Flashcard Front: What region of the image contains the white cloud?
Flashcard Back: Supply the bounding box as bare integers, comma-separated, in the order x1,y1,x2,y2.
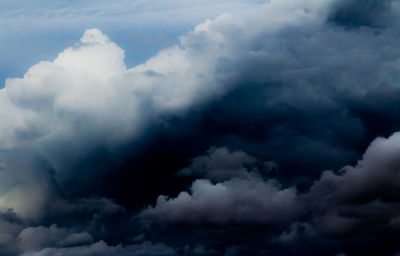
0,0,334,219
0,0,332,150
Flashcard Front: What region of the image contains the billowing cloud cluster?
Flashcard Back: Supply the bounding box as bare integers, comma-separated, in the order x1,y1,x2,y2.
307,132,400,238
141,132,400,255
1,0,400,255
0,0,339,218
142,176,300,226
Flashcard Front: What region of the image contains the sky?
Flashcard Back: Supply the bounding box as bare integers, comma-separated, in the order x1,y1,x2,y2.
1,0,400,255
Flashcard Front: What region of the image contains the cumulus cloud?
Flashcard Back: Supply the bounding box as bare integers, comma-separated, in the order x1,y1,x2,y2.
140,131,400,254
177,147,277,181
2,0,400,255
306,131,400,238
141,177,301,226
0,0,337,220
1,12,256,153
2,28,133,151
141,147,301,226
0,20,238,218
0,0,338,153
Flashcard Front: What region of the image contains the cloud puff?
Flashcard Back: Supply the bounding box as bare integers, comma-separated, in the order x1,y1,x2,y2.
306,131,400,237
177,146,277,181
141,147,301,226
141,177,301,226
2,29,133,150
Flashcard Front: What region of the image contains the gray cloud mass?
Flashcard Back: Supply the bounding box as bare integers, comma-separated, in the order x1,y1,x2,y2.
1,0,400,255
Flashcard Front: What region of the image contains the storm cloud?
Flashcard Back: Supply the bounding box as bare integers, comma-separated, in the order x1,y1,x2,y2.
140,132,400,255
1,0,400,255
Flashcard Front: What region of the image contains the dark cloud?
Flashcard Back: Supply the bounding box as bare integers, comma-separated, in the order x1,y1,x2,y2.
141,177,301,226
18,225,94,252
177,147,277,181
305,132,400,241
140,132,400,255
328,0,394,28
21,241,177,256
1,0,400,255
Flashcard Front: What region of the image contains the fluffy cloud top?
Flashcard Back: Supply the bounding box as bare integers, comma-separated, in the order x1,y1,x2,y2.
141,176,300,226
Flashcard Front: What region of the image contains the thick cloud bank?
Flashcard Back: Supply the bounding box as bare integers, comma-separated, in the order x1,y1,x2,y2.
142,133,400,255
2,0,400,255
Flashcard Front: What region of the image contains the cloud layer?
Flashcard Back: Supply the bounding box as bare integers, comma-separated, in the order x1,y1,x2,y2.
2,0,400,255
